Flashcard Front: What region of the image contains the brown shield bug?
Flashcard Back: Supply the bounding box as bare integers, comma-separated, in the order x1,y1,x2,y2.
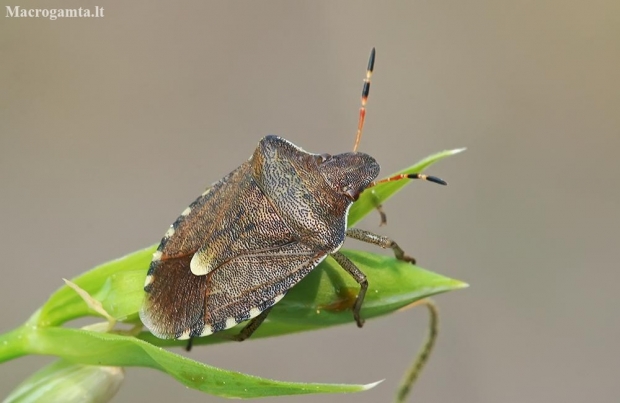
139,48,447,347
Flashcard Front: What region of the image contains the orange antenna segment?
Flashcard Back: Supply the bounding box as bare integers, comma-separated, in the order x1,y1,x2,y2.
353,47,376,153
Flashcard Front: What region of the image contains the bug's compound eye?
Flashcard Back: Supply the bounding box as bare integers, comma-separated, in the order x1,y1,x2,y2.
316,153,331,164
342,186,359,201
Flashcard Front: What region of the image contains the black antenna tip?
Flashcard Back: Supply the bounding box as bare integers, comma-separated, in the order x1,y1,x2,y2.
427,176,448,186
426,176,448,186
368,48,376,72
407,173,448,186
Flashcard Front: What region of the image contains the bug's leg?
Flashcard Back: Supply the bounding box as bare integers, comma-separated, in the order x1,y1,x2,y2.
331,251,368,328
185,337,194,352
230,307,274,342
368,189,388,226
376,205,387,226
346,227,416,264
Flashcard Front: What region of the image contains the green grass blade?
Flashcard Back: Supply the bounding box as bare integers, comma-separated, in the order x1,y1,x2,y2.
21,327,377,399
34,245,465,350
38,247,153,327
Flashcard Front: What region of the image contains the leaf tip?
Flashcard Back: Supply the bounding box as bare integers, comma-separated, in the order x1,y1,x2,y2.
361,379,385,391
452,280,470,290
448,147,467,155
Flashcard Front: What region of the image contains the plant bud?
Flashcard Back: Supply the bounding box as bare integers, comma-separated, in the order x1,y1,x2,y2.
5,359,124,403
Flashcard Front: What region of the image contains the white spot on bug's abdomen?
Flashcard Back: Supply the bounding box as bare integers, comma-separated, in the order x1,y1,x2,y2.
178,329,191,340
181,206,192,216
165,226,175,238
200,325,213,337
144,275,154,287
152,251,163,261
225,317,237,329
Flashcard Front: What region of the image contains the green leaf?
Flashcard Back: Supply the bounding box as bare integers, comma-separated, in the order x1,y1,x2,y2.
33,245,465,350
38,247,152,327
15,328,376,399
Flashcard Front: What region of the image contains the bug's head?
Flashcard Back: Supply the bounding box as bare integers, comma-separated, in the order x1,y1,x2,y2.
317,152,380,202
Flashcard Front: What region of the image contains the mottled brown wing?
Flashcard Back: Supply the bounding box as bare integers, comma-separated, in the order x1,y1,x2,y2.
140,162,328,339
141,242,326,339
198,243,327,337
139,254,206,339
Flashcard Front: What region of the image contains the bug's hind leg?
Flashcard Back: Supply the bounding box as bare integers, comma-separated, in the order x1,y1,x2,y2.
331,251,368,328
229,307,274,342
346,227,416,264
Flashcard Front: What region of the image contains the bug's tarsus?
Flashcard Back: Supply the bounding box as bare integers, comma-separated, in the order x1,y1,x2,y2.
346,228,416,264
353,47,376,153
230,307,274,342
331,251,368,327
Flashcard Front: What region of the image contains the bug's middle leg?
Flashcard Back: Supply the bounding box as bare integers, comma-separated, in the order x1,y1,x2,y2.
346,227,416,264
331,251,368,328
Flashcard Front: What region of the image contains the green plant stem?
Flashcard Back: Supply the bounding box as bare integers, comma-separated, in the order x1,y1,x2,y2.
394,299,439,403
0,325,29,364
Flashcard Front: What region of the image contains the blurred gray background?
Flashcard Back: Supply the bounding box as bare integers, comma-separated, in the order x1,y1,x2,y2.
1,0,619,402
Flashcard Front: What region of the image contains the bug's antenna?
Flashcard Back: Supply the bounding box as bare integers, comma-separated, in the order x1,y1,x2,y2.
353,47,375,153
368,173,448,188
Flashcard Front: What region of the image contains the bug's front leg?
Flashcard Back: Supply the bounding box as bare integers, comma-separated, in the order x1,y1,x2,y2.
331,251,368,328
346,227,416,264
369,189,388,226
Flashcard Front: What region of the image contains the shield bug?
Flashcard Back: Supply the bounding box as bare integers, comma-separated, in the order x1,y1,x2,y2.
139,48,447,347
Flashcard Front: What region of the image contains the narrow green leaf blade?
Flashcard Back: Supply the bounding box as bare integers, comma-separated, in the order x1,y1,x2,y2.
35,244,465,350
23,328,377,399
38,247,153,327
